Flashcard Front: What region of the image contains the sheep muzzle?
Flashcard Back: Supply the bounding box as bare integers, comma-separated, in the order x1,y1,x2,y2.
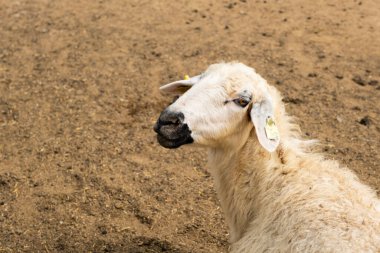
153,110,193,149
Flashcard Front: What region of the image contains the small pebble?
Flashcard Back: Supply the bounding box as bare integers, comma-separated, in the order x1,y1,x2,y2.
114,202,123,210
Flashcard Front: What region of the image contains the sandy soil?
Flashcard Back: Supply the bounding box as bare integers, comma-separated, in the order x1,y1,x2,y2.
0,0,379,252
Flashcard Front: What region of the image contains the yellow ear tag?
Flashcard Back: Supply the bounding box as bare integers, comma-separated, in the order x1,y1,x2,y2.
184,74,190,80
265,117,279,141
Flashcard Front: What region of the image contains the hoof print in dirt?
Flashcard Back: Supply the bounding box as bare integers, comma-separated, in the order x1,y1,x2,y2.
359,116,371,126
282,97,303,104
130,236,185,253
98,225,108,235
368,80,378,86
0,100,18,123
352,75,366,86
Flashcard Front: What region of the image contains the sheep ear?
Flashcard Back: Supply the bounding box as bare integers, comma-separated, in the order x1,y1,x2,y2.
159,75,201,95
250,99,280,152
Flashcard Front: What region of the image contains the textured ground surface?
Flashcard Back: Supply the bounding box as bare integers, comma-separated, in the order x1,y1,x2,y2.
0,0,379,252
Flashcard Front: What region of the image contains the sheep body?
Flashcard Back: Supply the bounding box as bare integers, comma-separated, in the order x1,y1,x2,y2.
209,128,380,252
156,62,380,252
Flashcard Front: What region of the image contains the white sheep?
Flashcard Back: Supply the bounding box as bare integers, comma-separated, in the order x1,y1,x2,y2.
153,62,380,253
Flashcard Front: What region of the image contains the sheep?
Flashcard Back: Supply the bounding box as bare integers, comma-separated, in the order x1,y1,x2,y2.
153,62,380,253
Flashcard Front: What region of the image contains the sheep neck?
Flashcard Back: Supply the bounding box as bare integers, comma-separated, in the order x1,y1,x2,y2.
207,130,279,243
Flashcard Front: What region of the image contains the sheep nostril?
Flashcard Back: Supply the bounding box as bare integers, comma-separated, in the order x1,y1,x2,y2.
159,110,184,126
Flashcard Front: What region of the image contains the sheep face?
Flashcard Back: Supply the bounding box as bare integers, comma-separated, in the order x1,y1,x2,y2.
154,63,280,152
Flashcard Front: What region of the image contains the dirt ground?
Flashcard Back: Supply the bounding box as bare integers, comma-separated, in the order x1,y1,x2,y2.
0,0,379,252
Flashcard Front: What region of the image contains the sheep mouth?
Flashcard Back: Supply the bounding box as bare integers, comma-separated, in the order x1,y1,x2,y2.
154,123,193,149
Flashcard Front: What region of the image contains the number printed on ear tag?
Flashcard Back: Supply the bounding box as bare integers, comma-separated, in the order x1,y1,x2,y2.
265,117,279,141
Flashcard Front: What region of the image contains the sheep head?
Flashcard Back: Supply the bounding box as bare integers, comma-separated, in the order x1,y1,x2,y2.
154,62,280,152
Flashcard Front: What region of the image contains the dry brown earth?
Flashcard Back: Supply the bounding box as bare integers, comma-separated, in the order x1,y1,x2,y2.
0,0,379,252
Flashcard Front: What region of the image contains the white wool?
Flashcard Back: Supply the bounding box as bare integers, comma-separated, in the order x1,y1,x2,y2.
160,62,380,252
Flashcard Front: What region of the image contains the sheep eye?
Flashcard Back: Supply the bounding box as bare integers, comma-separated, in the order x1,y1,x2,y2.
233,97,251,107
